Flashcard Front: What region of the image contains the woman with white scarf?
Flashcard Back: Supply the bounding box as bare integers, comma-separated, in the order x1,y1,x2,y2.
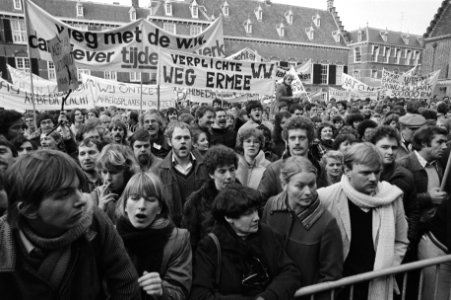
317,143,409,300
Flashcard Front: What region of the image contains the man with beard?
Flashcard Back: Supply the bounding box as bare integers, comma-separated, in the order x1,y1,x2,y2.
108,120,128,145
210,107,236,149
141,110,170,159
318,143,408,299
155,121,208,226
397,125,449,238
258,116,327,201
130,129,162,172
78,138,102,192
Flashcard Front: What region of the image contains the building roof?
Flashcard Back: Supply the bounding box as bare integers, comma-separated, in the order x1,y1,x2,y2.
0,0,347,47
424,0,451,38
347,26,422,48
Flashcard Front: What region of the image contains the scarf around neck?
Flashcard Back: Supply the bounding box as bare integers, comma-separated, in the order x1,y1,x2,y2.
340,175,403,300
283,191,324,230
116,216,174,275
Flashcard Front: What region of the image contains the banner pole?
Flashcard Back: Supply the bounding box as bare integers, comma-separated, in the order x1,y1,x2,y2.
140,71,143,115
23,0,37,130
157,47,161,111
157,84,160,111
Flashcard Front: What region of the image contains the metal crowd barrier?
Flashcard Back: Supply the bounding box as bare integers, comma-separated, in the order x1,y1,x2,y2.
294,254,451,300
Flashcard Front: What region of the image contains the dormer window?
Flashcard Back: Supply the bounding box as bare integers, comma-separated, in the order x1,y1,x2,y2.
129,7,136,21
244,18,252,34
254,5,263,21
191,0,199,19
222,1,229,17
312,12,320,28
380,30,388,42
13,0,22,10
76,2,84,17
401,33,410,45
277,23,285,37
357,30,363,42
284,10,293,25
165,1,172,16
305,26,314,40
332,30,341,43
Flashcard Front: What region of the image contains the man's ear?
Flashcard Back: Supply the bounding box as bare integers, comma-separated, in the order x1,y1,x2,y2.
224,216,233,225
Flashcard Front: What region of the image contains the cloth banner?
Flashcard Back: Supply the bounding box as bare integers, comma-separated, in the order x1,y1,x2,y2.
226,47,262,61
381,69,440,99
26,0,225,71
0,77,93,112
158,49,277,95
81,74,175,110
8,64,59,94
329,87,350,101
342,73,379,92
181,88,271,103
275,59,312,84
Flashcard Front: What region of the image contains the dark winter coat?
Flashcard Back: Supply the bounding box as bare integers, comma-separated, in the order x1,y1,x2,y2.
190,222,301,300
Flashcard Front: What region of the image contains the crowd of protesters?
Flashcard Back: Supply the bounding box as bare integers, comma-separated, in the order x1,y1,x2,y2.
1,88,451,299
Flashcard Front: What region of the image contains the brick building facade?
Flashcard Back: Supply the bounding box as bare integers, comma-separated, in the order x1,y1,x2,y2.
0,0,349,94
347,26,422,87
422,0,451,97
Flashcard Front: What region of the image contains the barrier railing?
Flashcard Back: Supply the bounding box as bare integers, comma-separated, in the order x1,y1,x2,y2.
294,255,451,299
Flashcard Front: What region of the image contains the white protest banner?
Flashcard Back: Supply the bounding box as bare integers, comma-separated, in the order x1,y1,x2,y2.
81,74,175,110
275,60,312,84
0,78,93,112
381,69,440,99
342,73,379,92
227,48,262,61
159,49,277,95
329,87,350,101
8,64,59,94
185,88,262,103
286,66,306,97
48,27,79,92
26,0,225,71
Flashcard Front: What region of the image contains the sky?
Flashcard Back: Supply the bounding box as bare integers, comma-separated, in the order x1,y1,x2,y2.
90,0,442,35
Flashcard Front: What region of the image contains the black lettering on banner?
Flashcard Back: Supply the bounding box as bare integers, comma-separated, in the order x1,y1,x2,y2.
250,63,274,79
55,24,98,49
162,66,196,86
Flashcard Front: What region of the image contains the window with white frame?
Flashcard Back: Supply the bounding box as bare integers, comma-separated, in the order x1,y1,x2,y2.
255,5,263,21
276,23,285,37
190,25,202,36
222,2,229,17
406,50,412,65
163,22,176,34
71,23,89,30
320,64,328,85
130,71,141,82
11,19,26,44
372,45,380,62
13,0,22,10
312,13,321,28
305,26,314,40
77,69,91,81
244,19,252,34
47,61,56,81
130,9,136,21
191,2,199,19
104,71,117,81
165,2,172,16
354,47,361,62
336,65,344,85
16,57,30,72
385,47,391,63
396,49,402,64
76,3,84,17
285,10,293,25
414,51,421,65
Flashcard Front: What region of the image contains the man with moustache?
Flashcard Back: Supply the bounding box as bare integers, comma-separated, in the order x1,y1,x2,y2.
397,114,426,158
108,120,128,145
258,116,327,201
78,138,102,192
141,110,170,159
397,125,449,238
129,129,162,173
193,105,215,141
155,121,208,226
318,143,408,299
210,107,236,149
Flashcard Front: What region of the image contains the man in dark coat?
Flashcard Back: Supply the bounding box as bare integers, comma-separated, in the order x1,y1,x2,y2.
0,150,139,300
155,121,209,226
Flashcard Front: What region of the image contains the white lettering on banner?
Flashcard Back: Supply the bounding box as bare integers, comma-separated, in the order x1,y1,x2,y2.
159,50,276,94
342,73,379,92
26,0,225,71
381,69,440,99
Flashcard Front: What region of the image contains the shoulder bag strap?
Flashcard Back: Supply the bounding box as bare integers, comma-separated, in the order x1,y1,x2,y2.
208,232,221,288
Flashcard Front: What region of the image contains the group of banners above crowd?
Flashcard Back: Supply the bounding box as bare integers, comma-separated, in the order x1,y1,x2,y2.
0,0,441,112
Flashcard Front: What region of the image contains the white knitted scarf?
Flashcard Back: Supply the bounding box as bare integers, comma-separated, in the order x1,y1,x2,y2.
341,176,403,300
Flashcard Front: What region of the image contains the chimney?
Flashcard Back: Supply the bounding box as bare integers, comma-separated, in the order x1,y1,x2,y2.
132,0,139,7
326,0,334,12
